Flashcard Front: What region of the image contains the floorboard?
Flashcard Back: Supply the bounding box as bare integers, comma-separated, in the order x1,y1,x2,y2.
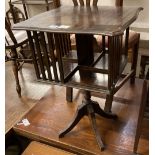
13,79,149,155
5,62,51,133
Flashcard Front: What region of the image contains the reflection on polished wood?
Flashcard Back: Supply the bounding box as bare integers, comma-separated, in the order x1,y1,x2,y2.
5,62,51,133
13,6,143,36
12,4,145,153
22,141,75,155
13,79,148,155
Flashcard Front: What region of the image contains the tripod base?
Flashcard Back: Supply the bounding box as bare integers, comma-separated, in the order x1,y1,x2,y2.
59,97,117,151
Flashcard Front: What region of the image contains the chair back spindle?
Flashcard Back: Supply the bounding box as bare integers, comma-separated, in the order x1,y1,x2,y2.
72,0,98,6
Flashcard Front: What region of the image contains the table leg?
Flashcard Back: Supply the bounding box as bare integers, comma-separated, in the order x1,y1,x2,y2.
59,34,117,150
66,87,73,102
130,34,140,84
59,90,117,151
11,48,21,97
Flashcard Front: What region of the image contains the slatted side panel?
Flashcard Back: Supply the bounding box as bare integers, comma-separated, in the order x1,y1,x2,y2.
72,0,98,6
124,27,129,56
72,0,78,6
27,30,60,82
33,31,46,80
113,35,123,83
39,32,53,81
79,0,84,6
27,31,40,79
108,36,114,89
47,33,59,82
118,35,123,76
93,0,98,6
107,35,123,89
115,0,123,6
54,33,65,83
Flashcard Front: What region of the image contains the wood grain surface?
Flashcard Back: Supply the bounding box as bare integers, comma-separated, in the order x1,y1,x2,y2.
13,79,148,155
13,6,143,36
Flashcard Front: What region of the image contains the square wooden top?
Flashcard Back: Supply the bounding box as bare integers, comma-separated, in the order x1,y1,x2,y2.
13,6,143,36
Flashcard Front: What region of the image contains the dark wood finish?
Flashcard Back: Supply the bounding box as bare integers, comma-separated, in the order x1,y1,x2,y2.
130,33,140,84
40,32,53,81
75,34,94,65
59,90,117,151
12,5,142,150
47,33,59,82
22,141,75,155
13,6,143,36
133,80,148,154
26,31,40,79
115,0,123,7
13,79,149,155
139,52,149,79
33,31,46,80
66,87,73,102
72,0,98,6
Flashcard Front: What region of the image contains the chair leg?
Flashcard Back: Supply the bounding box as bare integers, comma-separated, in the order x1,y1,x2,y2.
130,35,140,84
11,49,21,97
12,60,21,97
133,80,148,154
66,87,73,102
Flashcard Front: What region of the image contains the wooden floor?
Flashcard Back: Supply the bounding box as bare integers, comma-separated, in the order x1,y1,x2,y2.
5,62,51,133
12,78,149,155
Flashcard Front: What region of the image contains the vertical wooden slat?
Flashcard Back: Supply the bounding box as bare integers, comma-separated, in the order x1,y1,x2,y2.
86,0,90,6
115,36,118,79
112,36,115,85
66,87,73,102
115,36,119,78
58,34,64,57
45,0,50,11
60,34,67,56
66,34,71,52
102,35,106,54
22,0,29,19
40,32,53,81
113,36,116,83
72,0,78,6
115,0,123,7
27,31,40,79
124,27,129,56
130,33,140,84
115,36,120,82
79,0,84,6
107,36,114,89
33,31,46,80
64,34,70,55
118,35,123,75
47,33,59,82
54,33,65,83
93,0,98,6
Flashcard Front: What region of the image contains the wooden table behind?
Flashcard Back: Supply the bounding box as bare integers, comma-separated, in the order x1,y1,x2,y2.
13,79,148,155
